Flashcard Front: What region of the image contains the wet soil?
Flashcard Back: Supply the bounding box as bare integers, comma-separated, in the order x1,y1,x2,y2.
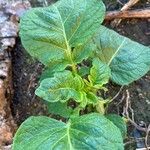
11,0,150,149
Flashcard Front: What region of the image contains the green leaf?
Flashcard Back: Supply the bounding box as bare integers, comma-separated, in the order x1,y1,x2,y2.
39,64,66,82
86,92,98,104
47,101,73,118
88,58,111,88
20,0,105,68
73,42,97,64
39,68,55,82
106,114,127,138
78,66,90,77
94,26,150,85
36,70,85,103
37,70,99,105
13,113,124,150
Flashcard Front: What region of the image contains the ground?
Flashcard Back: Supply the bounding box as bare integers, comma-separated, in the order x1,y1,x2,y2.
11,0,150,149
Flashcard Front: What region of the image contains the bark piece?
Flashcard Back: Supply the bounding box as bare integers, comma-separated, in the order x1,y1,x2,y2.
0,0,31,148
105,9,150,20
110,0,140,26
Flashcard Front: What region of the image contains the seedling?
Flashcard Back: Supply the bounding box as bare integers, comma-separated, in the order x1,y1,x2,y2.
12,0,150,149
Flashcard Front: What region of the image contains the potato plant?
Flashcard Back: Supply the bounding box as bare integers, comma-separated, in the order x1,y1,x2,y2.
12,0,150,149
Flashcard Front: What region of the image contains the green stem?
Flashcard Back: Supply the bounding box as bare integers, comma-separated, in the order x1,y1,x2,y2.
71,63,77,73
96,99,110,114
96,102,105,114
72,107,80,116
67,49,77,74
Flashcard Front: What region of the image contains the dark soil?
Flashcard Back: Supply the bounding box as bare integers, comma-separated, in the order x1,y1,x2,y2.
11,0,150,149
11,38,48,124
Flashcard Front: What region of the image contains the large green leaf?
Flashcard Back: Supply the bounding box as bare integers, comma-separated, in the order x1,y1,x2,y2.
88,58,111,88
47,101,73,118
35,70,85,103
13,113,124,150
20,0,105,69
106,114,127,138
94,26,150,85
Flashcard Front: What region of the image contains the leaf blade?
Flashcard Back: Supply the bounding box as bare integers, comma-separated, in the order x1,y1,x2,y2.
35,70,85,103
94,26,150,85
89,58,111,87
13,113,124,150
20,0,105,68
106,114,127,138
47,101,73,118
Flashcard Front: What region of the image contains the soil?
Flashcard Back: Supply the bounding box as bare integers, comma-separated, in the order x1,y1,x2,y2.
11,40,48,124
11,0,150,149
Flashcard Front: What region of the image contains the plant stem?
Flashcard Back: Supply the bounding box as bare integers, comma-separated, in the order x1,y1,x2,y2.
67,48,77,73
96,102,105,114
71,63,77,73
96,99,110,114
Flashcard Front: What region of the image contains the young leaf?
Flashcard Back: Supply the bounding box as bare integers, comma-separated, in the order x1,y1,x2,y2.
78,66,90,77
88,58,111,88
39,67,56,82
106,114,127,138
35,70,85,103
94,26,150,85
20,0,105,69
47,101,73,118
86,92,99,104
39,64,66,82
12,113,124,150
72,42,97,64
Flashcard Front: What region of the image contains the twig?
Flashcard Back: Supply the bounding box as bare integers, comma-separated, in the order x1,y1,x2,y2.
124,139,136,146
128,118,147,132
117,0,124,5
43,0,48,6
121,0,140,11
129,137,147,140
123,90,147,132
123,90,130,118
111,86,124,101
145,124,150,149
117,93,125,106
122,90,150,149
116,93,125,114
110,0,140,26
128,96,135,122
105,9,150,20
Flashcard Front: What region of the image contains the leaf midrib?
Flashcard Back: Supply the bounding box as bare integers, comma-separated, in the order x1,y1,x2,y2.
53,5,71,56
107,38,126,66
51,122,75,150
48,87,78,92
67,122,74,150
